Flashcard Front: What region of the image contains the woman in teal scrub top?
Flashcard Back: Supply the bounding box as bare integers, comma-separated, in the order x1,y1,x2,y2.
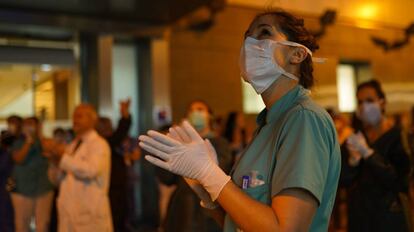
139,9,341,232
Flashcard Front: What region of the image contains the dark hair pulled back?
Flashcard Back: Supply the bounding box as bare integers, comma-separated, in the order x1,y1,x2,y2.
254,10,319,89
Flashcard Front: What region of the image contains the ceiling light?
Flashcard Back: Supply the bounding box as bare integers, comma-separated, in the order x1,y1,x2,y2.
40,64,52,72
357,3,378,20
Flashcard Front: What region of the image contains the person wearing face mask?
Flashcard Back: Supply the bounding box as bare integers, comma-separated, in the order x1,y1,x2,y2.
156,100,232,232
0,115,23,232
340,80,411,232
187,102,210,134
95,99,131,232
10,117,55,232
223,111,249,165
139,9,341,232
186,100,233,174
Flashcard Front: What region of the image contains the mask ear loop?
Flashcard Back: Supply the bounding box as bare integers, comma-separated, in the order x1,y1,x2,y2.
277,40,312,56
274,41,309,81
268,41,300,82
278,40,328,64
312,57,328,63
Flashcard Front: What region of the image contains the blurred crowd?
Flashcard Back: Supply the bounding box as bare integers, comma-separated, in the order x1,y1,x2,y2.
0,98,252,232
328,80,414,232
0,79,414,232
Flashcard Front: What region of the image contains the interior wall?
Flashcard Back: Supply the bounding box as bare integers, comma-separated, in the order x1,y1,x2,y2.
170,6,253,121
301,8,414,113
169,5,414,122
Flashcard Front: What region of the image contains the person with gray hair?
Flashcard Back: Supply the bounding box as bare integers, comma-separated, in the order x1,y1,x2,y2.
46,104,112,232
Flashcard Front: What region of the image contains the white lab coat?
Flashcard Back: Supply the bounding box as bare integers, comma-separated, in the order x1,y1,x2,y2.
57,130,113,232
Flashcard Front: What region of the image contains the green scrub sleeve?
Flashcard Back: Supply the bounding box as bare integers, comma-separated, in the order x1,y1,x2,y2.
271,108,333,205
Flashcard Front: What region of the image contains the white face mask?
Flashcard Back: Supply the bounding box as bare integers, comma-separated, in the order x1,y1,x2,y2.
239,37,312,94
358,102,382,126
188,111,209,132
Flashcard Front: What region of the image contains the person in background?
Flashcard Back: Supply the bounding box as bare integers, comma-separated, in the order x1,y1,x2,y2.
408,106,414,158
326,109,352,232
6,115,24,141
154,125,175,229
336,115,353,146
0,116,21,232
123,136,160,232
212,116,225,138
95,99,131,232
404,106,414,224
65,129,75,143
53,128,71,145
0,133,14,232
157,100,232,232
341,80,411,232
122,135,142,231
187,100,233,174
10,117,55,232
49,127,74,232
222,111,248,165
47,104,112,232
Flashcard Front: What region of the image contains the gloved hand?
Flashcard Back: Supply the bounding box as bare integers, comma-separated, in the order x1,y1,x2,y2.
346,142,362,167
167,125,218,164
347,132,374,159
139,121,231,201
168,125,219,209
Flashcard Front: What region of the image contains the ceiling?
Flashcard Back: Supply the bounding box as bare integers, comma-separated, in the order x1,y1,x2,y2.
4,0,412,40
0,0,213,24
228,0,414,29
0,0,221,39
0,0,412,41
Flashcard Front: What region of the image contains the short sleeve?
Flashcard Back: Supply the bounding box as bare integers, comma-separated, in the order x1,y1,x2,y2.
271,109,333,204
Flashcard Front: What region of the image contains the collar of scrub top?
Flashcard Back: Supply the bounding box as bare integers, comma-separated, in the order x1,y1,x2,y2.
256,85,309,126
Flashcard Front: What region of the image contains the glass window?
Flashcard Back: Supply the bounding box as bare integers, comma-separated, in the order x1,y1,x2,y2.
0,64,79,136
336,62,372,112
336,64,357,112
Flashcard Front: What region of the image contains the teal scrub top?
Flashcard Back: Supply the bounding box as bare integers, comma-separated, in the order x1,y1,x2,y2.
11,138,54,197
223,85,341,232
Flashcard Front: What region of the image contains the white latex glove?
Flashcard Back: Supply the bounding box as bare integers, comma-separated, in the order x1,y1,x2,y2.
168,125,219,209
168,125,219,164
347,132,374,159
346,143,362,167
139,121,230,201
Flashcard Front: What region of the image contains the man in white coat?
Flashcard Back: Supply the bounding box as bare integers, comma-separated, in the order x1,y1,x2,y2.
53,104,112,232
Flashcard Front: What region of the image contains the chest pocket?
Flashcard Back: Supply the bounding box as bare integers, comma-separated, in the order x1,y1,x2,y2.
243,183,271,204
232,102,306,205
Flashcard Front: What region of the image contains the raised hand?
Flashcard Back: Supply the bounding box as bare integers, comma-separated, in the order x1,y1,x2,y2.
120,98,131,118
347,132,374,159
167,123,220,207
139,121,230,200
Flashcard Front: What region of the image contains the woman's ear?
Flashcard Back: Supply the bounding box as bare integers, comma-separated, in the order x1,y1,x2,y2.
289,47,308,64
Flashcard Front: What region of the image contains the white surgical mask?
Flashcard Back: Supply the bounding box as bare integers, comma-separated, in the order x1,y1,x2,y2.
239,37,312,94
358,102,382,126
188,111,208,132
